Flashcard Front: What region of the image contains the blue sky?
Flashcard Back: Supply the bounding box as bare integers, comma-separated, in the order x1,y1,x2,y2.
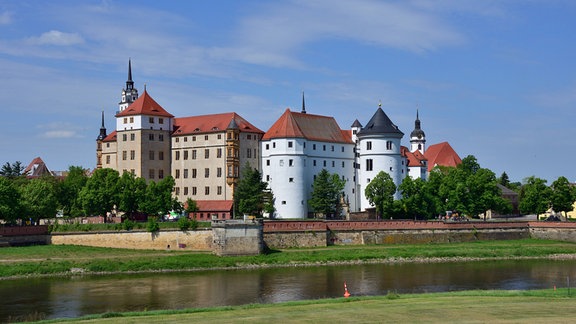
1,0,575,183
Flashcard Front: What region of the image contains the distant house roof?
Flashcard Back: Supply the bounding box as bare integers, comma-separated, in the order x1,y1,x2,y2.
357,107,404,137
424,142,462,171
262,108,353,143
401,146,427,167
23,157,52,178
115,90,174,118
193,200,233,212
173,112,264,135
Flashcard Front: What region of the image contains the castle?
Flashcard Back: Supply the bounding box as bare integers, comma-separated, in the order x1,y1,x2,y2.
97,61,461,219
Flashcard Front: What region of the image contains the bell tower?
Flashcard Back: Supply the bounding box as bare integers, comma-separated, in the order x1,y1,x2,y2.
410,110,426,154
119,59,139,112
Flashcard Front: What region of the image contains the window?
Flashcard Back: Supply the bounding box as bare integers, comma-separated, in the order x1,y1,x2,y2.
130,150,135,160
130,117,134,123
387,141,393,150
342,146,345,152
159,151,164,160
123,117,127,124
217,167,222,177
183,187,188,195
149,133,154,141
273,142,276,148
192,169,197,178
218,134,222,139
159,134,164,141
205,168,209,178
342,161,345,168
175,169,180,179
149,169,155,179
279,160,284,166
217,186,222,195
205,135,209,141
159,169,164,179
204,149,209,159
323,145,326,151
106,156,110,164
159,118,164,124
313,144,316,150
313,160,317,166
288,141,293,148
192,136,196,141
122,151,127,160
176,187,180,195
192,187,197,195
175,151,180,160
367,141,372,150
266,159,270,166
183,169,189,179
175,137,179,143
266,144,269,150
281,201,286,205
217,148,222,158
323,160,327,167
192,150,197,159
205,186,210,195
122,134,127,141
366,159,373,171
130,133,135,141
184,150,188,160
332,161,335,167
289,159,294,167
247,148,251,158
149,151,154,160
149,117,154,124
184,137,188,142
331,145,334,151
289,178,294,182
247,134,252,140
266,175,270,181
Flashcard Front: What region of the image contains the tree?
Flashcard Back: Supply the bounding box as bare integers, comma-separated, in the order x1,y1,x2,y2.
550,176,575,217
20,177,59,223
185,198,199,214
79,168,120,216
398,176,434,219
0,176,24,224
365,171,396,218
519,176,551,218
308,169,346,218
0,161,25,178
58,166,88,217
499,172,510,187
117,172,147,217
140,176,176,217
234,163,271,217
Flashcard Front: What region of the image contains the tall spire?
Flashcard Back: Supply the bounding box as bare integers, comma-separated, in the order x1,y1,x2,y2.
301,91,306,114
126,58,134,91
119,58,139,112
97,110,107,141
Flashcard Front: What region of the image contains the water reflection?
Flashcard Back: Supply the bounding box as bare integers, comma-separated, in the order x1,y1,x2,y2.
1,259,575,321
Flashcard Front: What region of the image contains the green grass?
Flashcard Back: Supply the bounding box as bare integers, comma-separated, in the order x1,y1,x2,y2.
2,239,576,278
31,289,576,323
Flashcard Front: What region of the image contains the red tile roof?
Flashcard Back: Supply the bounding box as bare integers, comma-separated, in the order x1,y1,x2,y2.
103,130,117,142
262,109,353,143
115,90,174,118
24,157,51,177
401,146,427,167
194,200,233,212
173,112,264,135
424,142,462,171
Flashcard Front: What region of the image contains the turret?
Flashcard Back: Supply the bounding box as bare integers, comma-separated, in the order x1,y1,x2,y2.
410,109,426,154
119,59,139,112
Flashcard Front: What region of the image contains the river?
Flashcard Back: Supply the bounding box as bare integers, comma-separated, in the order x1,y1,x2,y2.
1,259,575,322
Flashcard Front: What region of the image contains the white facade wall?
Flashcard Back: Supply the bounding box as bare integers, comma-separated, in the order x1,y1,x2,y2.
116,115,173,132
261,138,355,219
357,135,404,211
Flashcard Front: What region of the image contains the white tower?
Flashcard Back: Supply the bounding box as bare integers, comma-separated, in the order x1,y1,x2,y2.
410,110,426,154
119,59,139,112
357,104,404,210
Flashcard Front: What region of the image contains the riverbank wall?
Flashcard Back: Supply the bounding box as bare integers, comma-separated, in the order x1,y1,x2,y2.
5,221,576,251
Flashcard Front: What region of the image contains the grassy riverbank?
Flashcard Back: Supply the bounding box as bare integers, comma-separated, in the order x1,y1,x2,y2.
32,289,576,323
2,239,576,279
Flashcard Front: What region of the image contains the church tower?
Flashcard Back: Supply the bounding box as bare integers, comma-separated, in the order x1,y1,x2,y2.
119,59,139,112
96,110,107,169
410,110,426,154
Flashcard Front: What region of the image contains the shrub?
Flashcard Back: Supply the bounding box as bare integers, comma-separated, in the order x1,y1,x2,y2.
122,219,135,231
146,217,160,232
177,217,191,231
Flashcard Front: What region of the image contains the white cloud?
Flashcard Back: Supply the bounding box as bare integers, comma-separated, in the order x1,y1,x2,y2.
43,130,77,139
28,30,85,46
0,11,12,24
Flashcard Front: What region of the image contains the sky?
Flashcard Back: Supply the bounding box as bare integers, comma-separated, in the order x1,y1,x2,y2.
1,0,575,184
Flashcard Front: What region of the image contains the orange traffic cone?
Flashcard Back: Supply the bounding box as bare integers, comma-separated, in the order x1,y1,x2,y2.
344,281,351,298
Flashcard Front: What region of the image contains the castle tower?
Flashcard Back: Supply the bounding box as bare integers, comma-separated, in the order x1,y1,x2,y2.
226,118,240,199
96,110,107,169
119,59,139,112
356,103,404,210
410,109,426,154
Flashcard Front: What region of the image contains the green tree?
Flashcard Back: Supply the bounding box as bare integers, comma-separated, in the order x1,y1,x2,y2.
308,169,346,218
79,168,120,216
234,163,271,217
550,176,575,217
0,176,24,224
499,172,510,187
58,166,88,217
140,176,176,217
398,176,434,219
20,177,59,223
185,198,198,214
117,172,147,217
365,171,396,218
519,176,551,217
0,161,25,179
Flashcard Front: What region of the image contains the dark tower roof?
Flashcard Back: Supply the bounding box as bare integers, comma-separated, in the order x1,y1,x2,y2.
301,91,306,114
351,119,362,128
97,110,107,141
410,109,425,139
227,117,239,130
126,59,134,91
357,105,403,137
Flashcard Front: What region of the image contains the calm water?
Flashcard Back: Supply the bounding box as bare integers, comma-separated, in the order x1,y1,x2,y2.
1,259,576,322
